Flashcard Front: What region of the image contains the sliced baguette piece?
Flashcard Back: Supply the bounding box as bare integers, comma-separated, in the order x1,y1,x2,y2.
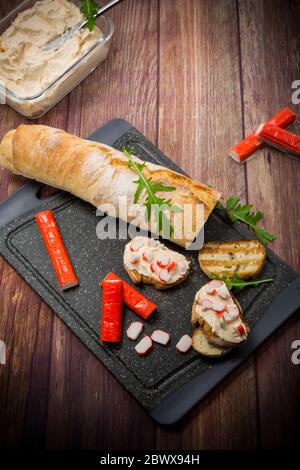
198,240,266,280
192,327,229,357
124,236,190,290
191,280,250,356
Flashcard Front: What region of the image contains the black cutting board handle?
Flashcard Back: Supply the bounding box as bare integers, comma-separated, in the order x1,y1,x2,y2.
0,181,44,228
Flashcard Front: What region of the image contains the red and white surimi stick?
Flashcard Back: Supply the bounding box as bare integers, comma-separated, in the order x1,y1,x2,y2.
151,330,170,345
135,336,153,356
257,123,300,156
100,279,123,343
176,334,192,354
101,272,157,319
35,210,78,290
126,321,144,341
229,107,296,163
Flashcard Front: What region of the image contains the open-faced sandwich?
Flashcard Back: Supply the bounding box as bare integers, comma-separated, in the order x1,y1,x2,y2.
191,279,249,356
123,236,190,289
198,240,266,280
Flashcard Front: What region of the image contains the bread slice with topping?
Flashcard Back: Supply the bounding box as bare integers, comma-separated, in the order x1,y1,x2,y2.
192,327,230,357
191,280,249,355
198,240,266,280
123,236,190,290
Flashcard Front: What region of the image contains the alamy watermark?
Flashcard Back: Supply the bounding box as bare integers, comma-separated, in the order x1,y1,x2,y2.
291,80,300,105
291,340,300,365
0,340,6,365
94,198,205,250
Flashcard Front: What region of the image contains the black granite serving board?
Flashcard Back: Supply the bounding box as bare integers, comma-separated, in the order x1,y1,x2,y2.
0,119,299,425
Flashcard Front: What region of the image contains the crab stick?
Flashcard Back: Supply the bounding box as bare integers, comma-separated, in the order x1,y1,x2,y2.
229,107,296,163
100,279,123,342
101,272,157,319
35,210,78,290
257,123,300,156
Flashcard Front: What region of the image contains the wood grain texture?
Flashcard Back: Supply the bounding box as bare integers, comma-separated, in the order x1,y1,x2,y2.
0,0,299,450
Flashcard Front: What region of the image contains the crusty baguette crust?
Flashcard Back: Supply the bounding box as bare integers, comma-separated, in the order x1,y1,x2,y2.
192,293,249,352
0,125,221,247
192,327,230,357
198,240,266,279
124,263,190,290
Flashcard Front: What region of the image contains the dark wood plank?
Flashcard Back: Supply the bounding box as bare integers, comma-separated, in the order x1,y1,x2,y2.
239,0,300,448
157,0,258,449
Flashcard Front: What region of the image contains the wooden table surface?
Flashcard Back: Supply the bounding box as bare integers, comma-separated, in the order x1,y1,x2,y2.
0,0,299,450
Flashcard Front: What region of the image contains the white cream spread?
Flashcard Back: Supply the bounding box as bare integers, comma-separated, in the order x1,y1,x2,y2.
0,0,103,98
193,280,248,344
124,236,190,285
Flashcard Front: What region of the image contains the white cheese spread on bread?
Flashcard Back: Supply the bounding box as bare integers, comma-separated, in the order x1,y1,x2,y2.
123,236,190,289
192,280,248,344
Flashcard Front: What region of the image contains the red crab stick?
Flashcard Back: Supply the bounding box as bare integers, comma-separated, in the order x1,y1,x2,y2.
229,107,296,163
101,272,157,319
100,279,123,342
257,123,300,156
35,210,78,290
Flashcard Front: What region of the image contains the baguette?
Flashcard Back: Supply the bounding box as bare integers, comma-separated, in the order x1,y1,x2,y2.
192,327,229,357
198,240,266,279
0,125,221,247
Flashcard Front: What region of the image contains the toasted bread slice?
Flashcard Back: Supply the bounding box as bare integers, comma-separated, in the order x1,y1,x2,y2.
124,237,190,290
191,280,250,356
198,240,266,279
192,327,230,357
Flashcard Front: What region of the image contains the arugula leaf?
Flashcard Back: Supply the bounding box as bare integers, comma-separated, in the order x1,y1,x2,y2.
123,146,181,237
213,272,273,293
216,197,276,244
81,0,99,31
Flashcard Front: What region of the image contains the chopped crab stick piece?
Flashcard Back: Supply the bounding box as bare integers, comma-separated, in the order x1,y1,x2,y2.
35,210,78,290
167,261,177,272
156,254,170,268
126,321,144,340
135,336,153,356
151,329,170,345
229,107,296,163
257,123,300,156
101,272,157,319
201,299,213,310
158,269,172,283
223,307,239,322
176,334,192,354
218,284,230,299
206,280,223,294
130,238,145,252
211,300,226,312
130,252,140,264
142,250,154,262
236,324,246,336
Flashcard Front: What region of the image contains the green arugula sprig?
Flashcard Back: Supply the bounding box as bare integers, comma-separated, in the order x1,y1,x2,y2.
216,196,276,244
123,146,181,237
81,0,99,32
213,272,273,293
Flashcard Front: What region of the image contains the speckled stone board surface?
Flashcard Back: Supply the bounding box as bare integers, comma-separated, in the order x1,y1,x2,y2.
0,120,298,421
